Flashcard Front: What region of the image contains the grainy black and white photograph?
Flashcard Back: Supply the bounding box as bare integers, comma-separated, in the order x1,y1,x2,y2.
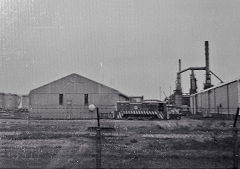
0,0,240,169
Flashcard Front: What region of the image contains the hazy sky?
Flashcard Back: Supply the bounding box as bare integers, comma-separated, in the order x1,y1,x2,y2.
0,0,240,99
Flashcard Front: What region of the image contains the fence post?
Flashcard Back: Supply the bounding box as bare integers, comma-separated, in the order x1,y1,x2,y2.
96,108,101,169
96,107,100,128
96,128,102,169
233,107,239,169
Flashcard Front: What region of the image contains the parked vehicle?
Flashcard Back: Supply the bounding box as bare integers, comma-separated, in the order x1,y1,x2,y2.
116,96,167,120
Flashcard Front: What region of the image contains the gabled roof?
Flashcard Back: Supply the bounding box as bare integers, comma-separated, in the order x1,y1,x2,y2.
29,73,129,98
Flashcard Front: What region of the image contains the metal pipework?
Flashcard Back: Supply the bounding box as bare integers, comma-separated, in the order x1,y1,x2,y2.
175,59,182,93
175,41,223,96
210,70,224,83
179,59,181,72
177,67,206,75
204,41,213,89
205,41,209,74
177,68,223,83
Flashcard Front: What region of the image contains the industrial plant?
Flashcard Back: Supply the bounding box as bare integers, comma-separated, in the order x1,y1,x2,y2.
0,41,239,121
166,41,239,119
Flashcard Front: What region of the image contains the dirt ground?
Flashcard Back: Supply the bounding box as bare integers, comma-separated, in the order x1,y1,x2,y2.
0,118,239,169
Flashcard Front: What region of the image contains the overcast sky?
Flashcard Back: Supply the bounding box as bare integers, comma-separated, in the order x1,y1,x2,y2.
0,0,240,99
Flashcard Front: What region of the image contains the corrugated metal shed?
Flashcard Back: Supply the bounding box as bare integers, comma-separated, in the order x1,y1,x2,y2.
29,73,128,119
190,77,240,118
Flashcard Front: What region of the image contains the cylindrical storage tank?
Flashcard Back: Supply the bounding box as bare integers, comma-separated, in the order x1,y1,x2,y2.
22,95,29,109
4,94,20,111
0,93,4,109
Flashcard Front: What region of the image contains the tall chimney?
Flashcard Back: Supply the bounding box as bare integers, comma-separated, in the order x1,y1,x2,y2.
179,59,181,72
175,59,182,107
204,41,213,89
176,59,182,93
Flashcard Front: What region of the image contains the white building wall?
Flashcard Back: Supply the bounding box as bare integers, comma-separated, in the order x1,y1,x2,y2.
190,79,239,117
209,89,216,114
201,92,208,115
215,85,228,114
197,94,202,113
228,82,238,114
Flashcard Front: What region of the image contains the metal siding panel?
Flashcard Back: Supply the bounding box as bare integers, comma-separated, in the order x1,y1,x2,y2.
228,81,238,114
215,85,228,114
209,90,215,114
193,96,196,114
197,94,201,113
201,92,208,114
195,95,198,113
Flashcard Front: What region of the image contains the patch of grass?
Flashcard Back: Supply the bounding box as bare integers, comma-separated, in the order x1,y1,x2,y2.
2,132,75,140
219,121,226,127
145,139,167,150
176,125,191,131
3,145,61,161
171,137,236,151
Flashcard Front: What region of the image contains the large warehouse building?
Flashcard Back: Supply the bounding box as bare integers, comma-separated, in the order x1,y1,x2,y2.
29,73,128,119
190,78,240,119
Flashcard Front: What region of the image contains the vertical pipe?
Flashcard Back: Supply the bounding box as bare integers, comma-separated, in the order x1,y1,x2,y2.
175,59,182,107
190,70,193,94
179,59,181,72
176,59,182,92
205,41,209,76
204,41,212,89
179,59,182,90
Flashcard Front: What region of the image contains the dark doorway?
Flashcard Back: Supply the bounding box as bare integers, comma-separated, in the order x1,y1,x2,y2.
84,94,88,105
59,94,63,105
